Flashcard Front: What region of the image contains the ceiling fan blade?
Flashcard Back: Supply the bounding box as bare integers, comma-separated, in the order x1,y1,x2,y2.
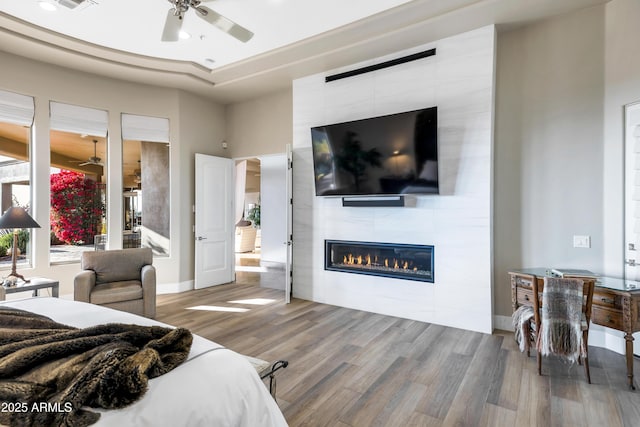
162,8,183,42
196,6,254,43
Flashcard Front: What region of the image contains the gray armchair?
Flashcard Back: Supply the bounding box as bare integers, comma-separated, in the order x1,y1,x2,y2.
74,248,156,318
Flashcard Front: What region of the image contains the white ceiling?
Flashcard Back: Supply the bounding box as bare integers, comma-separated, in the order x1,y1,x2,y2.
0,0,609,104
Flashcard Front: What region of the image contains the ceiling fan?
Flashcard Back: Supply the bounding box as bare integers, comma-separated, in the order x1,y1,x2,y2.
162,0,254,43
71,139,104,167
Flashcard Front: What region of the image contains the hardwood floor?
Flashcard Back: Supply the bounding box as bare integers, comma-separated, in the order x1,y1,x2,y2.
156,279,640,427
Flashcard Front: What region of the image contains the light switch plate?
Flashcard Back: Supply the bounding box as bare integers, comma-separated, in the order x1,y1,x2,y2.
573,235,591,248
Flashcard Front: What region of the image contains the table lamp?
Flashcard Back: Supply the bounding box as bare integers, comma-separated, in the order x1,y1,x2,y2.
0,206,41,283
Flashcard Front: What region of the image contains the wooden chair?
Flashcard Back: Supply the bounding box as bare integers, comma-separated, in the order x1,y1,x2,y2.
532,276,595,383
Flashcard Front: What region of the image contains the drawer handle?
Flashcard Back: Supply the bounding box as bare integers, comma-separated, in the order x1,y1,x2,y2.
601,297,615,304
606,315,614,323
524,295,529,301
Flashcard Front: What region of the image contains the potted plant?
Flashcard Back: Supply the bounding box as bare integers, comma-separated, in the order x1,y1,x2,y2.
247,204,260,228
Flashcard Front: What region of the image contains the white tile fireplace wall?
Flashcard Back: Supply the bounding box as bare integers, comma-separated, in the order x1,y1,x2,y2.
292,26,495,334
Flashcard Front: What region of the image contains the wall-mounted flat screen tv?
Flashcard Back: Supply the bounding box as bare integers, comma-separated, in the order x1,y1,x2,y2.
310,106,438,196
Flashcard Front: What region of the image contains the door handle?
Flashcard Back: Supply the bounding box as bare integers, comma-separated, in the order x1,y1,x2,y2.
197,236,207,241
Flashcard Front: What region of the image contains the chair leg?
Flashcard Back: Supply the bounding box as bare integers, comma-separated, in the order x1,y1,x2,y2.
537,350,542,376
583,330,591,384
584,355,591,384
523,321,531,357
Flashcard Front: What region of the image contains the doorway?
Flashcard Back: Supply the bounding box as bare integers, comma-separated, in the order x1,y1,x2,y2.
234,155,288,291
235,157,262,282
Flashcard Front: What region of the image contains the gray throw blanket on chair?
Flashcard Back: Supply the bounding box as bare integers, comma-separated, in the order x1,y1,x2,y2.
536,277,585,363
0,307,192,427
512,305,534,352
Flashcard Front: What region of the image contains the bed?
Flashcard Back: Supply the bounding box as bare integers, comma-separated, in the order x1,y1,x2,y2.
0,297,288,427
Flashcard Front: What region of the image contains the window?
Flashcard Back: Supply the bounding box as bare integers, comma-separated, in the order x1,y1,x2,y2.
49,102,108,263
0,90,34,270
121,114,170,256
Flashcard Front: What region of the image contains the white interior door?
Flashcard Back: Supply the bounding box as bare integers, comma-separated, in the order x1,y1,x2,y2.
195,153,234,289
285,144,293,303
624,101,640,356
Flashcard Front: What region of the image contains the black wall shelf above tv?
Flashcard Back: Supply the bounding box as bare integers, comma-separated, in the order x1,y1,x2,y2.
342,196,405,207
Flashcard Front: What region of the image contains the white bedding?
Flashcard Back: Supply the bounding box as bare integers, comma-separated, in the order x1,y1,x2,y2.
0,297,288,427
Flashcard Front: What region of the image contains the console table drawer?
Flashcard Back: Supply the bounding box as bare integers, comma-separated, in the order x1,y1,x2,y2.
514,276,534,287
592,306,624,330
592,290,622,310
516,287,534,305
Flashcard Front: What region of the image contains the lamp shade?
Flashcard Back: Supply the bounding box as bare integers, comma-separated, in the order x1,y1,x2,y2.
0,207,41,229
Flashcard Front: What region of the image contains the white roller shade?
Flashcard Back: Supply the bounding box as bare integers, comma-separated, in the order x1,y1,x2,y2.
50,102,108,137
121,114,170,142
0,89,34,126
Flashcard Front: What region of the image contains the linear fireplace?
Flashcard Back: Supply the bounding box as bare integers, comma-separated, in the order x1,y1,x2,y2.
325,240,434,282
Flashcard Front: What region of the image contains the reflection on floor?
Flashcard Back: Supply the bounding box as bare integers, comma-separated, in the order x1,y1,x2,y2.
235,250,285,290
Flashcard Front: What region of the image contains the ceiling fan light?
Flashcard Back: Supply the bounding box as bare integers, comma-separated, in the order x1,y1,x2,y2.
38,1,58,11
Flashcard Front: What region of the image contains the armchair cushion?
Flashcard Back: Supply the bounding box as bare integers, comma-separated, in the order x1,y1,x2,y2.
91,280,143,305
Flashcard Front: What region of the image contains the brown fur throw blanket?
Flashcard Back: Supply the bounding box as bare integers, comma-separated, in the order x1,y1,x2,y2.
0,307,192,427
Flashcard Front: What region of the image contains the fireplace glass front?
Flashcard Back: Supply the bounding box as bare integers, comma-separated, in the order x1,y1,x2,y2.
325,240,434,282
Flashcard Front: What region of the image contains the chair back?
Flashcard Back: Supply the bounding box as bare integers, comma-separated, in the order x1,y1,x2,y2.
81,248,153,284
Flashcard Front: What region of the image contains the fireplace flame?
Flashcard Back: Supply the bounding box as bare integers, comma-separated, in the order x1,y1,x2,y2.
342,253,415,271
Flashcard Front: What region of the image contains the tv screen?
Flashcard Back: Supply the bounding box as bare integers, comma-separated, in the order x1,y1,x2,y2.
310,106,438,196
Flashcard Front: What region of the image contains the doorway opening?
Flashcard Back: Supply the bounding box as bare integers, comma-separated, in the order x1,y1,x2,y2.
235,157,262,278
234,155,288,291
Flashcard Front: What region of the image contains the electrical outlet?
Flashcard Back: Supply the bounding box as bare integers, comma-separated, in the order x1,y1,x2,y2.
573,235,591,248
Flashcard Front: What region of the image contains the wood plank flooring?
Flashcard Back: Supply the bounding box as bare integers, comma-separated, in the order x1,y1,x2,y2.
156,278,640,426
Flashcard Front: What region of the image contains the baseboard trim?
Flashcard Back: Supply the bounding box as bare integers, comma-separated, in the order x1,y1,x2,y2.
493,315,512,332
157,280,193,295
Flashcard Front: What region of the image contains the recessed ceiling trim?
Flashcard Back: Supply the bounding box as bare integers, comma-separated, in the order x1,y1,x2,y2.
0,12,214,77
0,22,216,89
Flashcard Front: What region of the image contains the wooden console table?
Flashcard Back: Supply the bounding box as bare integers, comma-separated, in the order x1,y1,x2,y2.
509,268,640,390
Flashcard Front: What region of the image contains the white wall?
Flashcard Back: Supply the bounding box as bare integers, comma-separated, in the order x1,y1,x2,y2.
292,26,496,334
226,89,293,158
493,4,605,317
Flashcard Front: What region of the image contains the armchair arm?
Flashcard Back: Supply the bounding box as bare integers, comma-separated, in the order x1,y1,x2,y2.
74,270,96,303
141,264,156,318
